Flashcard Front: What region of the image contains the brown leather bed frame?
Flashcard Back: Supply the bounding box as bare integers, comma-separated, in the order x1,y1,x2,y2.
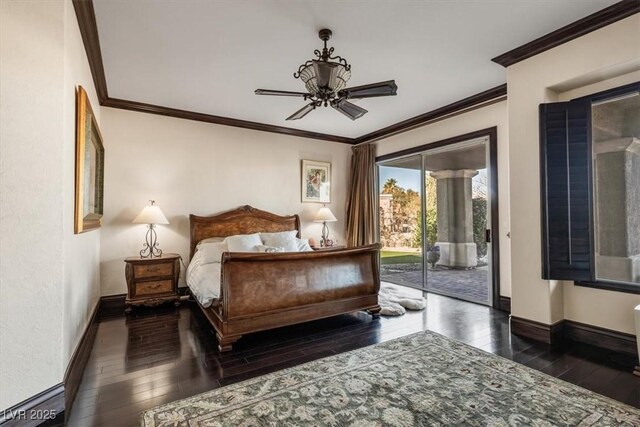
189,205,381,352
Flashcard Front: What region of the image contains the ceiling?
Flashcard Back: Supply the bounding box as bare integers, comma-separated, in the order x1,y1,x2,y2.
93,0,618,139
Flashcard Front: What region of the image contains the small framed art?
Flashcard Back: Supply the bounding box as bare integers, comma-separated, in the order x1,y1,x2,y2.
301,160,331,203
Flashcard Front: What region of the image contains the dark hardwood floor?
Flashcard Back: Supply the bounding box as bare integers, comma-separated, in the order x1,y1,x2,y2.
65,292,639,426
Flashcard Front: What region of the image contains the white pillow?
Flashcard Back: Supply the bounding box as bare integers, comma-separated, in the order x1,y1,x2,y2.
226,233,262,252
199,241,228,264
260,231,299,252
256,245,285,253
196,237,225,248
296,238,314,252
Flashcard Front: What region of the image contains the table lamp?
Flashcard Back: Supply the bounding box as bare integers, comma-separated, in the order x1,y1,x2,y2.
313,206,337,247
133,200,169,258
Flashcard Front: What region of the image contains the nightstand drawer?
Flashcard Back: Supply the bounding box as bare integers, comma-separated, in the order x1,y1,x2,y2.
134,263,173,279
135,279,173,296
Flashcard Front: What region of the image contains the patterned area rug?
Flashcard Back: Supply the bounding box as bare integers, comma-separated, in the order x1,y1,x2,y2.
141,331,640,426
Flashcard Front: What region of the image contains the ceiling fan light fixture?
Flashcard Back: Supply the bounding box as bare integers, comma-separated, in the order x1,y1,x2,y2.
299,64,318,95
300,61,351,97
254,28,396,122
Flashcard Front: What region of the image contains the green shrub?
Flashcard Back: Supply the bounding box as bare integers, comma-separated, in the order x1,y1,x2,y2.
473,197,487,257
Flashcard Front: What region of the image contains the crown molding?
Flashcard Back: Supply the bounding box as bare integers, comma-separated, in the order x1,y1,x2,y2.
73,0,108,103
355,85,507,144
492,1,640,68
76,1,632,144
72,0,510,146
72,0,355,144
102,98,356,144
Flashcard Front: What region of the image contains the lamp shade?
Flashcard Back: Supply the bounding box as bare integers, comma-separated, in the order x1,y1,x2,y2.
313,207,337,223
133,205,169,225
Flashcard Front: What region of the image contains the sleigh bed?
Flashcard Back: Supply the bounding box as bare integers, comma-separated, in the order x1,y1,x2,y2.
188,205,381,352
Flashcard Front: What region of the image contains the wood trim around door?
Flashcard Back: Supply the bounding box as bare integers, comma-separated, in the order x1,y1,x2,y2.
376,127,501,309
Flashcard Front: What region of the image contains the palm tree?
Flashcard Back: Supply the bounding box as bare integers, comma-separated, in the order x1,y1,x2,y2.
382,178,398,194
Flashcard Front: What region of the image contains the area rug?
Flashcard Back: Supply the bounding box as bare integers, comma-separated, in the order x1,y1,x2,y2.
379,282,426,316
141,331,640,426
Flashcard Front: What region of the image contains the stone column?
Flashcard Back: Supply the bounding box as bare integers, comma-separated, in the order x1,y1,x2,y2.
430,169,478,268
594,137,640,283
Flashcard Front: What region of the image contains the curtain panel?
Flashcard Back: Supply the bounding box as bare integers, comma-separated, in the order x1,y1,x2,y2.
345,143,377,247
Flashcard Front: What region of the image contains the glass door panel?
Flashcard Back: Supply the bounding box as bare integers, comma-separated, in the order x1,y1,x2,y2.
592,92,640,285
377,136,496,306
422,139,491,304
378,155,425,289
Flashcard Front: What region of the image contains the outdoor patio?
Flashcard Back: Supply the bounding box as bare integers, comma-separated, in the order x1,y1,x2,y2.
381,263,488,303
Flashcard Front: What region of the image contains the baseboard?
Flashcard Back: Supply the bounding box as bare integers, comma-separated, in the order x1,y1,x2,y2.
0,285,192,425
564,320,637,357
0,383,64,426
510,316,565,346
97,293,126,318
498,296,511,313
510,316,638,357
1,301,102,426
63,301,100,417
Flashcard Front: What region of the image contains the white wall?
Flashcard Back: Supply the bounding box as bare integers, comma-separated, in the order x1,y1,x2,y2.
62,1,102,366
99,108,352,296
375,101,511,297
0,0,102,409
1,1,65,409
507,15,640,333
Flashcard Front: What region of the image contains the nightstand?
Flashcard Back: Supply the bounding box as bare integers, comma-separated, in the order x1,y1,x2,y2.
124,253,180,313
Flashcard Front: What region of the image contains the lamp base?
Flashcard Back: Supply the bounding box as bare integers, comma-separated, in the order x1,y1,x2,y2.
140,224,163,258
321,221,329,247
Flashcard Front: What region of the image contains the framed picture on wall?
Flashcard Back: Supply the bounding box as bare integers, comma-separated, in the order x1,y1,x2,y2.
74,85,105,234
301,160,331,203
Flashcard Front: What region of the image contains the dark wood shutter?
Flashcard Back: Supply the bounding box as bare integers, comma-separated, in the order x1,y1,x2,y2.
539,99,594,281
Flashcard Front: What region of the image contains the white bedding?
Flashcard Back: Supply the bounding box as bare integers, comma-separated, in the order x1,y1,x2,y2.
186,250,221,308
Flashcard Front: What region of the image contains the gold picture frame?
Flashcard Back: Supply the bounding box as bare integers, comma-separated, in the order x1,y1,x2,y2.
301,160,331,203
74,86,105,234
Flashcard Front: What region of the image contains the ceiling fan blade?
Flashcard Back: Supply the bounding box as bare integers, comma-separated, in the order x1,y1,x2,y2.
332,100,368,121
339,80,398,99
255,89,310,97
286,102,316,120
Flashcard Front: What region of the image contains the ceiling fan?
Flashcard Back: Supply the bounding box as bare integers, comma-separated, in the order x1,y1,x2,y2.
255,28,398,121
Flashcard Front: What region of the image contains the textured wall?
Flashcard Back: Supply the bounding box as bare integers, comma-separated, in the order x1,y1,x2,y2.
0,0,102,409
1,1,65,409
99,108,352,296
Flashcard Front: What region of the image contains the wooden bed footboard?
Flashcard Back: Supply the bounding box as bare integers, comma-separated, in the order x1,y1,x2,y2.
205,244,381,351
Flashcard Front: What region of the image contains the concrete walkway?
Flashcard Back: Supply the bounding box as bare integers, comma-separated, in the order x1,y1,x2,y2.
381,263,488,303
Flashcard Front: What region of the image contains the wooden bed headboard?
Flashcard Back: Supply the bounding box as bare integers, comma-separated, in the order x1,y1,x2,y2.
189,205,301,259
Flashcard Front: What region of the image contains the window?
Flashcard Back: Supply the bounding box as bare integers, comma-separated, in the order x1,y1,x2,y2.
540,82,640,293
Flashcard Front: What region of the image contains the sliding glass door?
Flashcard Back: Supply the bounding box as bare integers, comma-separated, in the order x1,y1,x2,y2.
378,135,496,306
378,155,424,288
